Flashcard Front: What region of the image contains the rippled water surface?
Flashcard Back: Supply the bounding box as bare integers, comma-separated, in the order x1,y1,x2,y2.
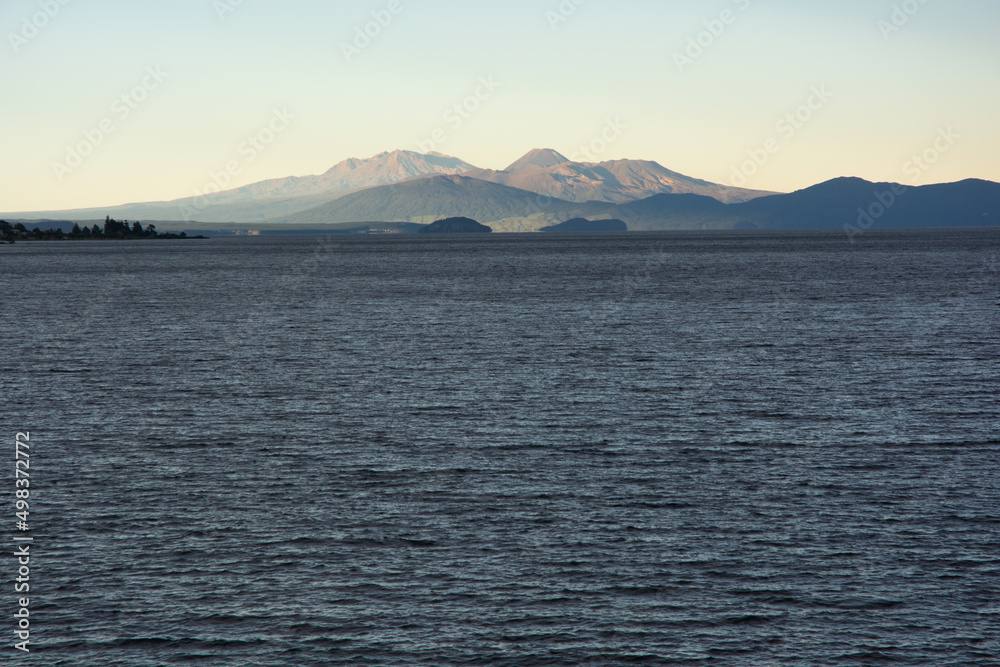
2,230,999,665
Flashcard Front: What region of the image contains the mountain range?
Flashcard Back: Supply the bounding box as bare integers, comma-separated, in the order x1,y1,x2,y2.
270,175,1000,233
2,149,773,225
5,149,999,233
575,177,1000,232
463,148,770,204
4,151,478,224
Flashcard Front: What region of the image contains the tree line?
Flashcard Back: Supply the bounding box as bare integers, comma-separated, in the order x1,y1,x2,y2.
1,217,193,242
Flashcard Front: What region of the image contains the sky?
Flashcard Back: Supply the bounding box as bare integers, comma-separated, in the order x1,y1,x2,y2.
2,0,999,211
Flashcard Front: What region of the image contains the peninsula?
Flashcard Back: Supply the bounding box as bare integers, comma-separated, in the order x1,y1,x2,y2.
0,217,204,242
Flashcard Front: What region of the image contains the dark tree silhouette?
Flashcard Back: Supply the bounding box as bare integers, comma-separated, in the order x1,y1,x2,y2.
104,216,129,237
6,215,198,242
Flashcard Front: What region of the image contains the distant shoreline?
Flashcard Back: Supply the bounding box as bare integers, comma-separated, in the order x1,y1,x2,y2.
1,217,206,243
5,218,1000,241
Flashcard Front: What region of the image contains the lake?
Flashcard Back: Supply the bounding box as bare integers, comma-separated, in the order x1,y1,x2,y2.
2,229,998,665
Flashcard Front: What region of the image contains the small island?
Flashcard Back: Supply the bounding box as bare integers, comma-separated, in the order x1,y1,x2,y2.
1,216,204,243
418,217,493,234
540,218,628,233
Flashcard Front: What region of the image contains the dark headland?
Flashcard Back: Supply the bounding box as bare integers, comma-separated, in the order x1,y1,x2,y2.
0,216,206,243
0,217,205,243
418,217,493,234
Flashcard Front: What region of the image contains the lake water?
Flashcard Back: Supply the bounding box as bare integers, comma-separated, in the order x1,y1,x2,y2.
2,229,999,665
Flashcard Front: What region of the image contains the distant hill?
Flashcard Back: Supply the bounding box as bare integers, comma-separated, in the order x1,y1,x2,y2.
2,150,478,224
726,177,1000,230
418,217,492,234
540,218,628,232
568,192,728,230
272,175,579,227
465,148,774,205
267,175,1000,232
207,150,475,205
504,148,573,172
564,177,1000,231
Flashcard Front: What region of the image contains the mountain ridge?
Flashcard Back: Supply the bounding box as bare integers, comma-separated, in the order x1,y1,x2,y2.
2,148,776,223
270,174,577,227
465,150,773,205
271,174,1000,233
0,150,478,223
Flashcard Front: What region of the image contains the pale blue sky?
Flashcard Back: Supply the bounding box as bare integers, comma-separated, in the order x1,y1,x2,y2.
2,0,998,210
